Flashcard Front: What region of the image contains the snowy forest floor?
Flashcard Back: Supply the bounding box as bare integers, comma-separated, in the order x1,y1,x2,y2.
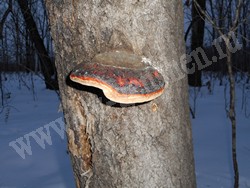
0,73,249,188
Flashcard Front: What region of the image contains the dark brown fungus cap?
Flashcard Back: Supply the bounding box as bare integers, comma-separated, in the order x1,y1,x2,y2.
70,51,165,104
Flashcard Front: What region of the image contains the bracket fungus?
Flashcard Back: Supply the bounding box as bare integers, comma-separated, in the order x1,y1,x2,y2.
70,51,165,104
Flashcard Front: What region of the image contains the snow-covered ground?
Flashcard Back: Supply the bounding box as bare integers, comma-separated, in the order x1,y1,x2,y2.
0,73,249,188
0,74,75,188
190,75,250,188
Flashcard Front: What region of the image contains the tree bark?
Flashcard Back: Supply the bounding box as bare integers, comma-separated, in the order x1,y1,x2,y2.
45,1,196,187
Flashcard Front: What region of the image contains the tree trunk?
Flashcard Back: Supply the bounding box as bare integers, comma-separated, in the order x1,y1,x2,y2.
45,1,196,187
226,42,239,188
188,0,206,87
17,0,58,89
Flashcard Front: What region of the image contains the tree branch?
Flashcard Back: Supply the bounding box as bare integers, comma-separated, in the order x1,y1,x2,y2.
231,0,243,32
193,0,243,36
0,0,12,39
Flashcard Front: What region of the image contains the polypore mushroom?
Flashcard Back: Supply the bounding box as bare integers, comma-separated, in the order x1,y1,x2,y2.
70,51,165,104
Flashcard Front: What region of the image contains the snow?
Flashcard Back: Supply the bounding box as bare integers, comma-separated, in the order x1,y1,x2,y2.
0,73,249,187
0,74,75,188
190,76,250,188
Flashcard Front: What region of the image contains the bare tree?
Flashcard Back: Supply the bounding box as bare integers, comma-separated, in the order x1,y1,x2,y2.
1,1,11,71
45,1,196,187
239,0,249,72
17,0,57,89
0,0,12,40
193,0,244,187
188,0,206,87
